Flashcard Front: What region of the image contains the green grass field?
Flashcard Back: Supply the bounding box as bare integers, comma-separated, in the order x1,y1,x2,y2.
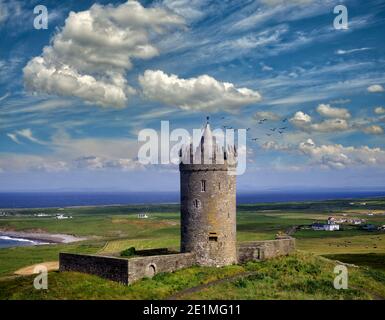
0,197,384,299
1,252,384,300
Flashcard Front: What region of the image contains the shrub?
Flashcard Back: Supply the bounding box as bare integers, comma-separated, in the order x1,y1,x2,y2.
120,247,136,257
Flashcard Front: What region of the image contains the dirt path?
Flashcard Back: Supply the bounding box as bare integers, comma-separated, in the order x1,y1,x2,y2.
167,271,257,300
14,261,59,275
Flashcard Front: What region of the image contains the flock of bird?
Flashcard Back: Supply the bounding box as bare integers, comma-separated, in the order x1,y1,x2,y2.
213,116,289,143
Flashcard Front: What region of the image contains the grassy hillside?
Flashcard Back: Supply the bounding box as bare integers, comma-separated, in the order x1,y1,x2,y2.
0,197,384,299
0,252,384,300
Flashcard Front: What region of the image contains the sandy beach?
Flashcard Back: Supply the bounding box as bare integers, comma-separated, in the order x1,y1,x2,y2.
0,230,87,244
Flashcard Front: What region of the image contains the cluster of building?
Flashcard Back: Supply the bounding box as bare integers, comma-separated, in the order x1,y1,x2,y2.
329,217,366,225
310,216,384,232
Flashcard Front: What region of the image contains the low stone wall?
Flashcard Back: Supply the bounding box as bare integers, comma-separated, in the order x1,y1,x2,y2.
60,239,295,284
237,238,295,264
59,252,196,285
59,253,129,284
127,252,196,284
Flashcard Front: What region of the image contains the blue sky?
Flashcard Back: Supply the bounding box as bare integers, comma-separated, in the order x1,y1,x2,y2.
0,0,385,191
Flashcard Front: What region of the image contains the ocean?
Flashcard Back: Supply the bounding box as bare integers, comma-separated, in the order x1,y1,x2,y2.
0,236,48,249
0,190,384,209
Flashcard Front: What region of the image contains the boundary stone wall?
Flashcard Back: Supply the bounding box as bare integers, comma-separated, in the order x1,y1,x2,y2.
59,239,295,284
237,238,295,264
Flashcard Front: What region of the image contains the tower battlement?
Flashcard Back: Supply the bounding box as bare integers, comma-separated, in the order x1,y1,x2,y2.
179,120,237,167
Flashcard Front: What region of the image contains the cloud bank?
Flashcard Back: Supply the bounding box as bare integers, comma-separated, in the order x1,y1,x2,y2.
299,138,385,169
23,1,184,107
139,70,262,111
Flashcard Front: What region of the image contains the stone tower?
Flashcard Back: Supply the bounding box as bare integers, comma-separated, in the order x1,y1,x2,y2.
179,119,237,266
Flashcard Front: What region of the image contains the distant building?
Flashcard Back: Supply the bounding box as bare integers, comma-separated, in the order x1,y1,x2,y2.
35,213,50,217
137,213,148,219
56,214,72,220
312,222,340,231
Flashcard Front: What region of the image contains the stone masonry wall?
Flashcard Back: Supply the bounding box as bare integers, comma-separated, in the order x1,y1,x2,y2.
59,253,130,284
127,252,196,284
59,252,196,285
237,238,295,264
180,164,237,267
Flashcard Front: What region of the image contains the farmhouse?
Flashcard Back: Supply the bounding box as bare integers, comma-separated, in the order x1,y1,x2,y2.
312,217,340,231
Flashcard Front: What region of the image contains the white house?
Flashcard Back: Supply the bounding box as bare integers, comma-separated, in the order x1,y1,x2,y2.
324,223,340,231
56,214,72,220
311,222,340,231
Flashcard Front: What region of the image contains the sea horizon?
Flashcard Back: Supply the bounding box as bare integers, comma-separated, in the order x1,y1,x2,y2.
1,189,385,209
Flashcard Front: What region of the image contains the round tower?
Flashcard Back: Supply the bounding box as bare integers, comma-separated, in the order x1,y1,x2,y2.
179,120,237,266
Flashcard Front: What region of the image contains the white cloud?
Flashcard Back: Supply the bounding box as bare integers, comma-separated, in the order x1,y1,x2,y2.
7,129,45,144
289,111,312,128
0,93,9,102
316,103,351,119
0,0,9,24
162,0,206,22
6,133,21,144
35,161,69,173
1,131,142,172
15,129,45,144
336,48,371,55
262,140,291,151
139,70,262,111
290,110,349,133
23,1,184,107
74,156,141,171
310,119,349,132
260,62,273,71
367,84,384,93
374,106,385,115
362,125,384,135
298,138,385,169
254,111,281,121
